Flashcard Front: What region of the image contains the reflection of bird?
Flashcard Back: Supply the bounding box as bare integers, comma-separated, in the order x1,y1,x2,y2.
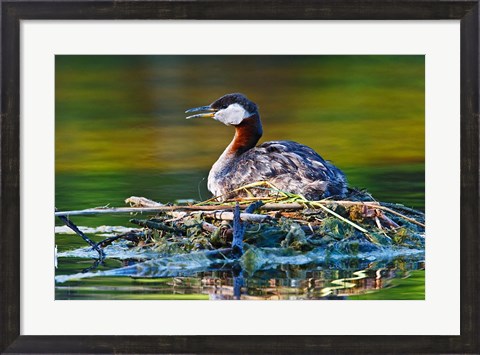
186,93,347,201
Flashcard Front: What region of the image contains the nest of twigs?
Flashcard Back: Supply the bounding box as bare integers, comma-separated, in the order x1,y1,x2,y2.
106,182,425,256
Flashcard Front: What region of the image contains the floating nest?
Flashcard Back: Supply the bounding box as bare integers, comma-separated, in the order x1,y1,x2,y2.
55,183,425,282
112,183,425,256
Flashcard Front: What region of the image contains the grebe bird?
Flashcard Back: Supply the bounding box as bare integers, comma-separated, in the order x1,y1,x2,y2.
186,93,347,201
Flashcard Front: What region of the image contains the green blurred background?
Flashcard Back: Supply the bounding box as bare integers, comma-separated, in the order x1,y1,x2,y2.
55,55,424,226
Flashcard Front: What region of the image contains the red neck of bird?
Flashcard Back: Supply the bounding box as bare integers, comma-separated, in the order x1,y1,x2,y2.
227,114,263,156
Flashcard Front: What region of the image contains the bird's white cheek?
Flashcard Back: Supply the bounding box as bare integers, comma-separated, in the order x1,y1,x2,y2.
214,103,249,126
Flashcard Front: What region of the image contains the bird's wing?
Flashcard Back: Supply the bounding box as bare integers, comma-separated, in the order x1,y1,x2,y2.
229,141,338,183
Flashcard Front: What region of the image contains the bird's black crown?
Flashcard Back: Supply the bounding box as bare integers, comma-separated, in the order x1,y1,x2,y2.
211,93,258,114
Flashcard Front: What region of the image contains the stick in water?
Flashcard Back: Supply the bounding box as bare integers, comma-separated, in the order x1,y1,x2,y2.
55,208,105,262
232,203,245,257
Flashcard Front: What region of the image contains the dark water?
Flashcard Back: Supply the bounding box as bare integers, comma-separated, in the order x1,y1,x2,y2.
55,55,425,300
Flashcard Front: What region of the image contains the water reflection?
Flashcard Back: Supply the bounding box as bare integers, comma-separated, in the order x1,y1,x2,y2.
55,260,424,300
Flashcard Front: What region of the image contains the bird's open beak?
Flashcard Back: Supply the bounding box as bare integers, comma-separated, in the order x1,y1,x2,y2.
185,105,217,119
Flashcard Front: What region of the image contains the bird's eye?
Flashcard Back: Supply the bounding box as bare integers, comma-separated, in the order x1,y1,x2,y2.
221,104,228,109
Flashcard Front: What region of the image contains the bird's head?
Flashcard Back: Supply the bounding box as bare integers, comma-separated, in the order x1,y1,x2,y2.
185,93,258,126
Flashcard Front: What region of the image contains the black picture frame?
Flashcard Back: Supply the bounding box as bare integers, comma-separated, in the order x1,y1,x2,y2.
1,1,478,353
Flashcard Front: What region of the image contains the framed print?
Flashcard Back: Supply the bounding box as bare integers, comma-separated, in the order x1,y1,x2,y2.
1,1,479,353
